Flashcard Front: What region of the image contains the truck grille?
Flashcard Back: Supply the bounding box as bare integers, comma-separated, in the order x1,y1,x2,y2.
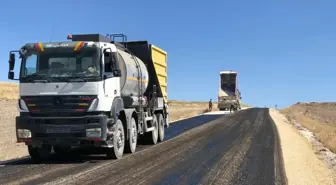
21,95,97,117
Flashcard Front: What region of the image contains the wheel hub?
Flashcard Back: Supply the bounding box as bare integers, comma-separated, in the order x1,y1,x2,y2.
117,129,124,149
132,125,137,143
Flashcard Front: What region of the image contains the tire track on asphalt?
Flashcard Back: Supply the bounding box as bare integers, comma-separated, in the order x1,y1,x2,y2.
229,109,288,185
198,110,262,185
47,113,242,185
156,111,260,185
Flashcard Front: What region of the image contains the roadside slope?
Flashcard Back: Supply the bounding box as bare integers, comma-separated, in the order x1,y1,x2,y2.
281,102,336,153
269,108,335,185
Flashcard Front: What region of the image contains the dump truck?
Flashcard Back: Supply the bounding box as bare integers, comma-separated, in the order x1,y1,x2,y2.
7,33,169,160
217,70,241,111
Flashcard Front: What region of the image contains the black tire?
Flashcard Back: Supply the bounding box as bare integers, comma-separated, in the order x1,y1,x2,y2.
124,117,137,153
106,119,125,159
157,113,165,142
28,144,52,161
144,114,158,145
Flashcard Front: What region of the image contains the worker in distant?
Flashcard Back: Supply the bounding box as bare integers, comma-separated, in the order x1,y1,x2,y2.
209,99,213,111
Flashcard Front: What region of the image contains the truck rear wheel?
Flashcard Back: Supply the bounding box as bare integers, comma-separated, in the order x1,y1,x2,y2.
106,119,125,159
157,113,165,142
28,144,52,161
125,117,137,153
144,114,158,145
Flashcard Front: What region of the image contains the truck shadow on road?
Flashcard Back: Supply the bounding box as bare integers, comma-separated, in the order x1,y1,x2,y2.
1,114,225,166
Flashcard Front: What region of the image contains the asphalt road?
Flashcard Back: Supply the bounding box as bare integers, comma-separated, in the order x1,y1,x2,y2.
0,108,287,185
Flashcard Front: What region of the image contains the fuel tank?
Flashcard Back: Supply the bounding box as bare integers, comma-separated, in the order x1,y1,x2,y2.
117,48,149,97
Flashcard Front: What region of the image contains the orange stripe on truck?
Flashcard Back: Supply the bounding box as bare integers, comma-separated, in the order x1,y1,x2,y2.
74,42,84,51
34,42,44,52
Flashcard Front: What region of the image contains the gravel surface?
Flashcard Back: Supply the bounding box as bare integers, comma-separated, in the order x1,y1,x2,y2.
270,108,335,185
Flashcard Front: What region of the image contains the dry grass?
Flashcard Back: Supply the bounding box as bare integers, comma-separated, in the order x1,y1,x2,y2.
0,82,19,101
168,100,219,122
281,102,336,153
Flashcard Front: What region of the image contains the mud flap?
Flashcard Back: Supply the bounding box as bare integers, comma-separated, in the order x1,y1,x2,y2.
110,97,124,125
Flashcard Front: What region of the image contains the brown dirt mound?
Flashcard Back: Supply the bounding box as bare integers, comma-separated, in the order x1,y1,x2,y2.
281,102,336,153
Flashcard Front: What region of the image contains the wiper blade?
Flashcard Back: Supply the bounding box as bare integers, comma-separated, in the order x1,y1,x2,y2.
33,79,51,83
22,74,46,82
68,78,87,82
22,73,43,79
34,75,58,83
54,77,70,82
68,76,87,82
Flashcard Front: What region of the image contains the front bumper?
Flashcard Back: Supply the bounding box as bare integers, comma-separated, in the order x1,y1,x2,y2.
15,114,109,147
218,100,239,109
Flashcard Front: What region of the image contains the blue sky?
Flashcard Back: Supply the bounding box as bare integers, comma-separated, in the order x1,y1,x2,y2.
1,0,336,108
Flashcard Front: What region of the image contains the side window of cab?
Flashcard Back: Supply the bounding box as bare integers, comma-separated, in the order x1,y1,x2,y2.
104,51,112,72
24,54,38,75
103,48,122,78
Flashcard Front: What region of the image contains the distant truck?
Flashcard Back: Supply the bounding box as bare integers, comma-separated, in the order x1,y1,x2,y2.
217,70,241,111
7,33,169,160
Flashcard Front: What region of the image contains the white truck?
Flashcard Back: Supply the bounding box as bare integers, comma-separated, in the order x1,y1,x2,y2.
217,70,241,111
8,33,169,160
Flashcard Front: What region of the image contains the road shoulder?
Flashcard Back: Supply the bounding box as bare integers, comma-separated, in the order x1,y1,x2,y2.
269,108,335,185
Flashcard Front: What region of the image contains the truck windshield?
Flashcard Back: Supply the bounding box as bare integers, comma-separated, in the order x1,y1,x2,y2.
20,48,101,83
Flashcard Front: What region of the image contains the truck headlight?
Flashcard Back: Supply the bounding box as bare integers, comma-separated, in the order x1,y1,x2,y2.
17,129,32,138
86,128,102,138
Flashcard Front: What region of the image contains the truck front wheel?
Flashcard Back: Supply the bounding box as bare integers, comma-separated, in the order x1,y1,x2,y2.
28,144,52,161
106,119,125,159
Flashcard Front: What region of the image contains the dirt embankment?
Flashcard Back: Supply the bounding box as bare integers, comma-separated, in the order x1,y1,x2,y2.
280,102,336,183
270,108,335,185
0,82,230,161
281,102,336,153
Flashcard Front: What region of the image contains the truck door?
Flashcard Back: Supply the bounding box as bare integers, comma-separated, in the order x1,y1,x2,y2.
103,49,120,98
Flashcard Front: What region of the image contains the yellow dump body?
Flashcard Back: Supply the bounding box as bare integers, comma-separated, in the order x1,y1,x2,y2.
125,41,168,103
151,45,168,102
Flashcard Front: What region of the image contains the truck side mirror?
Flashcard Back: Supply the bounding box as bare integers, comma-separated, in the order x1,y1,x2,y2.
8,71,14,80
9,53,15,71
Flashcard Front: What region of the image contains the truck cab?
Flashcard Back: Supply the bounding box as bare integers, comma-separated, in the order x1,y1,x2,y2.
8,34,169,161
